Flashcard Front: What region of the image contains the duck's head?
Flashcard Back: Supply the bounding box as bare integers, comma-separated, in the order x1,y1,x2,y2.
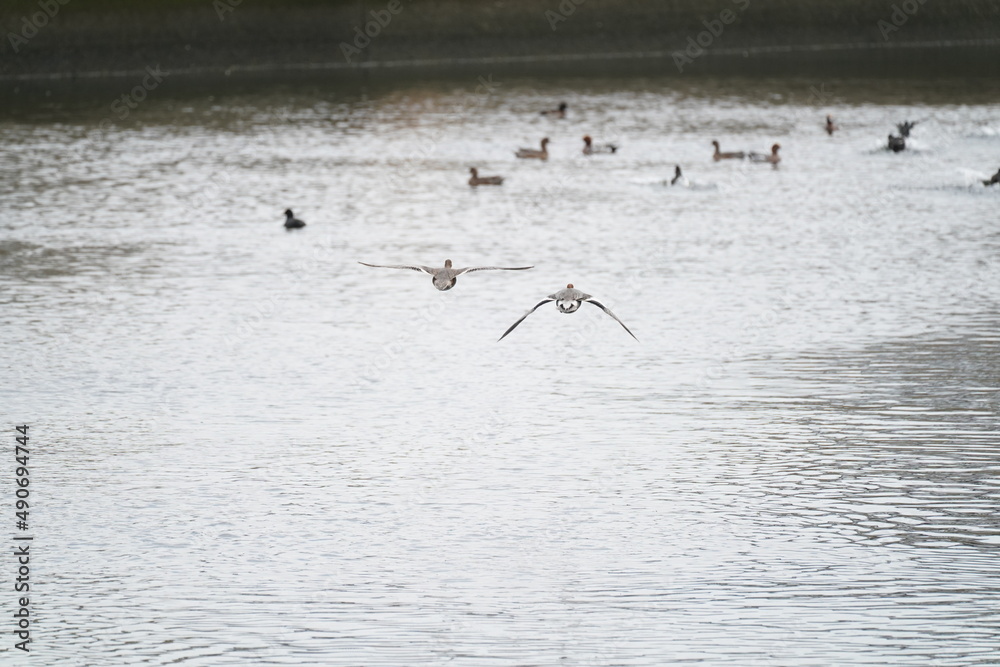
566,283,574,289
284,209,293,217
558,102,567,111
583,135,592,145
541,137,551,147
826,115,833,122
712,140,720,148
444,259,453,268
675,165,682,176
469,167,478,176
772,143,781,153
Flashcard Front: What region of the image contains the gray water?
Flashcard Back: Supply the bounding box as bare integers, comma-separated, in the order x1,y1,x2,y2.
2,73,999,665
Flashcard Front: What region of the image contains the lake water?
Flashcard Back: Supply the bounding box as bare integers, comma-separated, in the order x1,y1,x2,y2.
2,70,999,665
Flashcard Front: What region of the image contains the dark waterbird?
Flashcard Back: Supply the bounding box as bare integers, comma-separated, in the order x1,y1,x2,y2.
887,134,906,152
671,165,684,186
825,115,838,135
283,209,306,229
983,168,1000,186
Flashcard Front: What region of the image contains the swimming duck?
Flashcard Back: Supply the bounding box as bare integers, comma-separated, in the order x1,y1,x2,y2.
468,167,504,186
515,138,551,160
582,135,618,155
825,115,838,135
670,165,687,186
897,120,918,138
983,168,1000,186
749,143,781,164
498,284,637,341
887,134,906,152
283,209,306,229
358,259,533,292
540,102,567,118
712,140,745,161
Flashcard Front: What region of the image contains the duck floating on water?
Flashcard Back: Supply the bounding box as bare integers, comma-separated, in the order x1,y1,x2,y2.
825,115,838,135
749,143,781,165
498,284,637,341
540,102,567,118
712,140,745,161
358,259,532,292
515,137,550,160
670,165,687,186
983,168,1000,186
468,167,504,186
887,134,906,152
582,135,618,155
283,209,306,229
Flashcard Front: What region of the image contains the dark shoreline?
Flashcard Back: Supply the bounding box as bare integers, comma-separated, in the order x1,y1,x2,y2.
3,0,1000,87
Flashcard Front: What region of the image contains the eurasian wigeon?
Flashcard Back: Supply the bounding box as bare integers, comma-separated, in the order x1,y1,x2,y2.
540,102,567,118
498,284,637,341
712,140,745,161
582,135,618,155
749,143,781,165
358,259,532,292
515,138,551,160
468,167,504,186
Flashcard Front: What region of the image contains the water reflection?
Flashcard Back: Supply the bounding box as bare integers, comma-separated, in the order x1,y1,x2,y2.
2,73,999,664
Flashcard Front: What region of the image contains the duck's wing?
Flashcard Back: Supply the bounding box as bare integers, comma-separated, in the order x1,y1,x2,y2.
455,265,534,276
498,299,553,341
358,262,435,275
585,299,638,341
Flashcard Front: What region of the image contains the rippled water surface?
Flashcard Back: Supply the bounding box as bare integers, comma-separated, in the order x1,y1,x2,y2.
2,72,999,665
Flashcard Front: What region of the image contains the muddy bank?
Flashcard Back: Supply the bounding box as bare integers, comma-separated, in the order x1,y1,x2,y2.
2,0,999,82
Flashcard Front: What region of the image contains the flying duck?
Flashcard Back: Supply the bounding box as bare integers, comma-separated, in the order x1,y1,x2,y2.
468,167,504,186
498,284,637,341
749,143,781,165
515,138,550,160
897,120,918,138
712,140,745,161
283,209,306,229
582,135,618,155
540,102,567,118
358,259,532,291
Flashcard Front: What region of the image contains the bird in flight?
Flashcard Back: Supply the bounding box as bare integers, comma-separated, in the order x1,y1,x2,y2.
499,284,637,341
358,259,533,291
